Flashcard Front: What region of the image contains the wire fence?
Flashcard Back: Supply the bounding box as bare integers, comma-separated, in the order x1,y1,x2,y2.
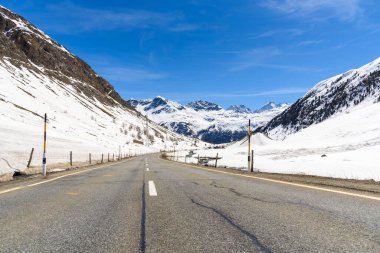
0,148,137,176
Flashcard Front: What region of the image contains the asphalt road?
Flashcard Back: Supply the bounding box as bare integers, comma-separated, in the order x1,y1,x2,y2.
0,155,379,253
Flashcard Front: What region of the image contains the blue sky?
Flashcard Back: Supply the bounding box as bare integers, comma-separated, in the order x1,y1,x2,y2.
2,0,380,109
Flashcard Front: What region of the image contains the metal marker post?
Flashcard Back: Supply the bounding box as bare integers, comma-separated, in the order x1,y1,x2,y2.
42,113,47,177
251,150,254,172
247,119,251,171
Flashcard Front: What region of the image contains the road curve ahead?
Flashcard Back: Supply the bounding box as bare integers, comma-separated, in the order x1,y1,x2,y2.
0,155,379,252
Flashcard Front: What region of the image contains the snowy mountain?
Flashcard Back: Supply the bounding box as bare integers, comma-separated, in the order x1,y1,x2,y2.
227,105,252,114
253,102,283,113
187,100,223,111
260,57,380,140
127,97,289,144
181,60,380,180
187,97,380,181
0,6,200,180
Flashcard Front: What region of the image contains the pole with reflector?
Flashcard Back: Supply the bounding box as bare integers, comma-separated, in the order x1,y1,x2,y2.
248,119,251,171
42,113,47,177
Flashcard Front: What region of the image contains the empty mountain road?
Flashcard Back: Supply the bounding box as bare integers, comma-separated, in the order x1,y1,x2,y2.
0,155,379,252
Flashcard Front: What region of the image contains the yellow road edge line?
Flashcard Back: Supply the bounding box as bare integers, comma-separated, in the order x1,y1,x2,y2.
0,158,136,195
0,187,22,195
163,158,380,202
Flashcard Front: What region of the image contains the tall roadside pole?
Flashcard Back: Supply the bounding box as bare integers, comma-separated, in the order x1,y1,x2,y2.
42,113,47,177
247,119,251,172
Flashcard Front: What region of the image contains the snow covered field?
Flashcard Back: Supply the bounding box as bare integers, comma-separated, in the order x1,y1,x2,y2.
175,100,380,181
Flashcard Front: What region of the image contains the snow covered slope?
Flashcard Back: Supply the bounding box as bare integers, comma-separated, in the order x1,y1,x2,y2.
128,96,288,144
182,100,380,180
182,58,380,180
261,57,380,139
0,6,200,179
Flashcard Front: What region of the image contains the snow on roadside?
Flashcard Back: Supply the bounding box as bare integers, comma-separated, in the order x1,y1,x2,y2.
174,101,380,181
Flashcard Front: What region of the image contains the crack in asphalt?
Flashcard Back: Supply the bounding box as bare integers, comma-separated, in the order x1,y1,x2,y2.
208,181,344,216
190,198,272,253
210,181,279,204
139,168,146,253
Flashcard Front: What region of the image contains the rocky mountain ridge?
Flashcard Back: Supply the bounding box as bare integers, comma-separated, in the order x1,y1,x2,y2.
0,5,130,109
259,57,380,139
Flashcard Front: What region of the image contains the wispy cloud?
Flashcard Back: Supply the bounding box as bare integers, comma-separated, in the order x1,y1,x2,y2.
168,23,200,32
261,0,363,22
99,66,168,82
297,40,323,46
84,54,168,83
126,87,308,100
37,1,198,34
254,28,304,39
228,47,281,72
227,46,328,73
206,88,309,98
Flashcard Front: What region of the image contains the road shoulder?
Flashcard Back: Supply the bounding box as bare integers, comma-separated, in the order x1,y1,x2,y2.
161,157,380,196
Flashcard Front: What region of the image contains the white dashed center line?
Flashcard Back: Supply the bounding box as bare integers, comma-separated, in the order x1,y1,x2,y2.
146,168,150,171
148,181,157,196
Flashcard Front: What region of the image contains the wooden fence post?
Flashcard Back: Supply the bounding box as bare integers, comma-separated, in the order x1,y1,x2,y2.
89,153,91,165
70,151,72,166
185,155,187,163
215,153,218,168
101,154,104,163
197,154,200,164
27,148,34,168
113,153,115,161
108,153,110,162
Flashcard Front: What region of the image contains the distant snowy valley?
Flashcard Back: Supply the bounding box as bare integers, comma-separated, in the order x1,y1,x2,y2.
128,97,288,144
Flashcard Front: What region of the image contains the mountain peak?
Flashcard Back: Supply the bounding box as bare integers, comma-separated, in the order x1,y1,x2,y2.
254,102,283,113
147,96,168,109
227,105,252,114
0,6,131,109
187,100,222,111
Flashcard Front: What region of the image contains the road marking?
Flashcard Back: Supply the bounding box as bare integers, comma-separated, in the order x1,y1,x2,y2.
148,181,157,196
0,159,135,196
0,187,22,195
65,192,79,196
103,174,113,177
164,159,380,202
146,168,150,171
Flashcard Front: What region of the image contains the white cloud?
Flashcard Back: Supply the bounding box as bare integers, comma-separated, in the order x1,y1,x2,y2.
297,40,323,46
228,47,282,72
40,2,198,34
254,28,304,39
168,23,199,32
206,88,309,98
100,67,168,82
262,0,363,22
